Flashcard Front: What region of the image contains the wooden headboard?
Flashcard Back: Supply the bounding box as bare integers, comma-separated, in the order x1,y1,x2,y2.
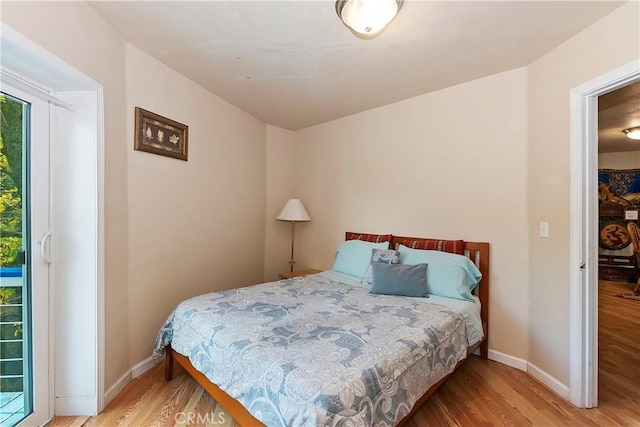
389,235,490,358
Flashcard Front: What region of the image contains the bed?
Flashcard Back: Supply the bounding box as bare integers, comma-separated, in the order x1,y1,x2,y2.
155,234,489,426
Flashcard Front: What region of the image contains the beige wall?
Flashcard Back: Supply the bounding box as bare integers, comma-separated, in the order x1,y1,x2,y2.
264,125,296,281
292,68,530,359
599,151,640,169
527,1,639,384
125,45,266,364
1,1,131,388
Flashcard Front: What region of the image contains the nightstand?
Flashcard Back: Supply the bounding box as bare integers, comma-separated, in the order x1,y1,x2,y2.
279,269,322,280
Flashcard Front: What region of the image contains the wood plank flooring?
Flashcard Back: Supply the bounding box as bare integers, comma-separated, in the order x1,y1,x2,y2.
596,280,640,425
48,281,640,426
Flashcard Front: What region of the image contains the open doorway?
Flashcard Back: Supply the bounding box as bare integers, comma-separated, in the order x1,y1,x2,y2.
596,80,640,413
570,59,639,409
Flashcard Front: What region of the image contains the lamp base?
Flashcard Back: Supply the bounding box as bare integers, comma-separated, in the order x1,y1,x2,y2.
288,221,296,272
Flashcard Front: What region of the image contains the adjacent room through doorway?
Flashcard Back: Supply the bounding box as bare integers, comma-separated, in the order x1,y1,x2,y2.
596,80,640,412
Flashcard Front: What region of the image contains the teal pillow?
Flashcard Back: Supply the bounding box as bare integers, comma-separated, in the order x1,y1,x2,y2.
370,263,428,297
331,240,389,279
397,244,482,301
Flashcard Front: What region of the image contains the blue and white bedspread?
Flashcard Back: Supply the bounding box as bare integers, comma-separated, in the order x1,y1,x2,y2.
153,274,469,427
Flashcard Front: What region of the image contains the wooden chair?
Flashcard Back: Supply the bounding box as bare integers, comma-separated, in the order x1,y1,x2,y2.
625,222,640,295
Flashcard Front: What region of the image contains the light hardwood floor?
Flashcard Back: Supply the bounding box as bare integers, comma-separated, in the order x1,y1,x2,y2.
596,280,640,425
48,281,640,426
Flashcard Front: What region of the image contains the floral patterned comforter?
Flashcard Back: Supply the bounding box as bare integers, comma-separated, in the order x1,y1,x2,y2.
153,274,469,427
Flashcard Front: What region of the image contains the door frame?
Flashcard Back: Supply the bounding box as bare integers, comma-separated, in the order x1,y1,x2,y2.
1,23,106,419
569,59,640,408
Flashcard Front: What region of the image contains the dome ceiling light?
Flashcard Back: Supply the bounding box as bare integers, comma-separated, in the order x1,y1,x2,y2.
623,126,640,140
335,0,404,36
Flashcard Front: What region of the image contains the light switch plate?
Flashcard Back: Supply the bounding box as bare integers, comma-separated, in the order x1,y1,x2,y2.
540,222,549,238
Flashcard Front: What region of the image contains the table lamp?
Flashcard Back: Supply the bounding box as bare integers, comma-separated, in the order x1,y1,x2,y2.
276,199,311,272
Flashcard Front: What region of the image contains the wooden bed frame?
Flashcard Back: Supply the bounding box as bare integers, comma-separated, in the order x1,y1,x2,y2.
165,236,490,426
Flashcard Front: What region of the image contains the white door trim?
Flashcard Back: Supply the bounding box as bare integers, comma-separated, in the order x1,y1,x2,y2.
1,23,106,418
569,59,640,408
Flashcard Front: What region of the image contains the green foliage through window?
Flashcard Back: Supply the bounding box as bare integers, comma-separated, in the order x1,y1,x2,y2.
1,94,23,267
1,93,25,393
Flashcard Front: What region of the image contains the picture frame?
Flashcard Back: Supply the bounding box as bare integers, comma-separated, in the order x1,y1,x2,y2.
134,107,188,161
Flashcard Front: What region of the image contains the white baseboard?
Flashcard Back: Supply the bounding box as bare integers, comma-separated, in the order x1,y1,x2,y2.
131,355,163,379
527,362,570,400
104,370,131,407
486,349,570,400
55,396,98,416
104,355,164,406
488,349,528,371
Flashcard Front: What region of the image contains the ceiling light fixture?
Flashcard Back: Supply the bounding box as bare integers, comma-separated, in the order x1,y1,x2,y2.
335,0,403,36
623,126,640,140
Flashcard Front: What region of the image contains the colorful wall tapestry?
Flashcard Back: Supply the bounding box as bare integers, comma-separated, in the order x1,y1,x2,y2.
599,169,640,206
598,169,640,252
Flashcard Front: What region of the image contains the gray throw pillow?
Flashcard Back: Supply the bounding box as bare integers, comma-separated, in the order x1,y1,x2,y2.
370,263,429,297
362,249,401,285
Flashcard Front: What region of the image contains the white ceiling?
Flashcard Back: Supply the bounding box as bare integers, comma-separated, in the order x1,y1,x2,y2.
89,1,624,130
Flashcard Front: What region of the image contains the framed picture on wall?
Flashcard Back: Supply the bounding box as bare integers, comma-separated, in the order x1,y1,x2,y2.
134,107,188,161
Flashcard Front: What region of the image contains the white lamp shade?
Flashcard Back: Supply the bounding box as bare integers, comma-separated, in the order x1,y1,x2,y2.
277,199,311,222
339,0,400,35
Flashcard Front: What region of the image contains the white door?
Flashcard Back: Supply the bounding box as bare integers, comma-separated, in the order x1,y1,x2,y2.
0,85,52,426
